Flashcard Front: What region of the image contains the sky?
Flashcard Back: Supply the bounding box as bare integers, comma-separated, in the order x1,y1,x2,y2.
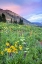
0,0,42,22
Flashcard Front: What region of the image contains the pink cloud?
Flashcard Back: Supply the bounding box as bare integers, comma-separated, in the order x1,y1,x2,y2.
0,4,22,14
0,1,42,16
0,3,35,15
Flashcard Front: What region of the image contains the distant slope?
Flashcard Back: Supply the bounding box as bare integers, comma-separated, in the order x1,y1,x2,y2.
31,22,42,26
0,8,30,24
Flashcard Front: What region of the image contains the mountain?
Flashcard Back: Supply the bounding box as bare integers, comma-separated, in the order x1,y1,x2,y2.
0,8,30,24
31,22,42,27
0,8,42,26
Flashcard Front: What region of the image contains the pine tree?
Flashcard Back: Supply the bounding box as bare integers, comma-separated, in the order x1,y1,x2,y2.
2,13,6,22
0,15,2,22
14,21,17,24
19,18,23,25
11,18,12,23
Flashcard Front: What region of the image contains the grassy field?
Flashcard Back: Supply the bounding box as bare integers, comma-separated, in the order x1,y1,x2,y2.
0,22,42,64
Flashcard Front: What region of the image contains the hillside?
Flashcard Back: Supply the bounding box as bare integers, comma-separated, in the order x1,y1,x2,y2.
0,22,42,64
31,22,42,27
0,8,30,24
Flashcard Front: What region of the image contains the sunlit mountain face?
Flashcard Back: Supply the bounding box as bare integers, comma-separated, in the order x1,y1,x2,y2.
0,0,42,22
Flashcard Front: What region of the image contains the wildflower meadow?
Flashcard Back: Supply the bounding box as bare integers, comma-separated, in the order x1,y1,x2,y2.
0,22,42,64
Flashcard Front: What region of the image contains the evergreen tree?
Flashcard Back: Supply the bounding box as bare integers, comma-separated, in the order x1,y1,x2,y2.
2,13,6,22
19,18,23,25
14,20,17,24
0,15,2,22
11,18,12,23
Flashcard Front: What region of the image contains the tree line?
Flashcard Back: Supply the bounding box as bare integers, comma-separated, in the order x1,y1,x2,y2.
0,13,23,25
0,13,6,22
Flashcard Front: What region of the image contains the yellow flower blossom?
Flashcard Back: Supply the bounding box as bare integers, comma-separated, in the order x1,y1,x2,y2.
19,45,22,50
4,48,7,51
1,51,4,55
6,42,10,46
10,46,15,49
14,48,17,51
10,45,18,53
7,48,11,53
15,43,17,47
12,47,17,53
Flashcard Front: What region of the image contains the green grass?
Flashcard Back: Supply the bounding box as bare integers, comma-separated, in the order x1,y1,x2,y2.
0,22,42,64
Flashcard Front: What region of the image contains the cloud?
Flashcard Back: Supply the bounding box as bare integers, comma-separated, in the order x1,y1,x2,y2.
0,0,42,19
0,4,22,14
0,0,42,16
0,4,36,16
28,14,42,22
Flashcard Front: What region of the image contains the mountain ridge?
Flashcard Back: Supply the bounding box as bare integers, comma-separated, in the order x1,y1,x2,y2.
31,22,42,26
0,8,42,26
0,8,30,24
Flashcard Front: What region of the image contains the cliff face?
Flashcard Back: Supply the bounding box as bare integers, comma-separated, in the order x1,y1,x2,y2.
0,8,30,24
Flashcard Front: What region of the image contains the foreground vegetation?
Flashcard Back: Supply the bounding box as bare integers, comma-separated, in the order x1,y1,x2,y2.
0,22,42,64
